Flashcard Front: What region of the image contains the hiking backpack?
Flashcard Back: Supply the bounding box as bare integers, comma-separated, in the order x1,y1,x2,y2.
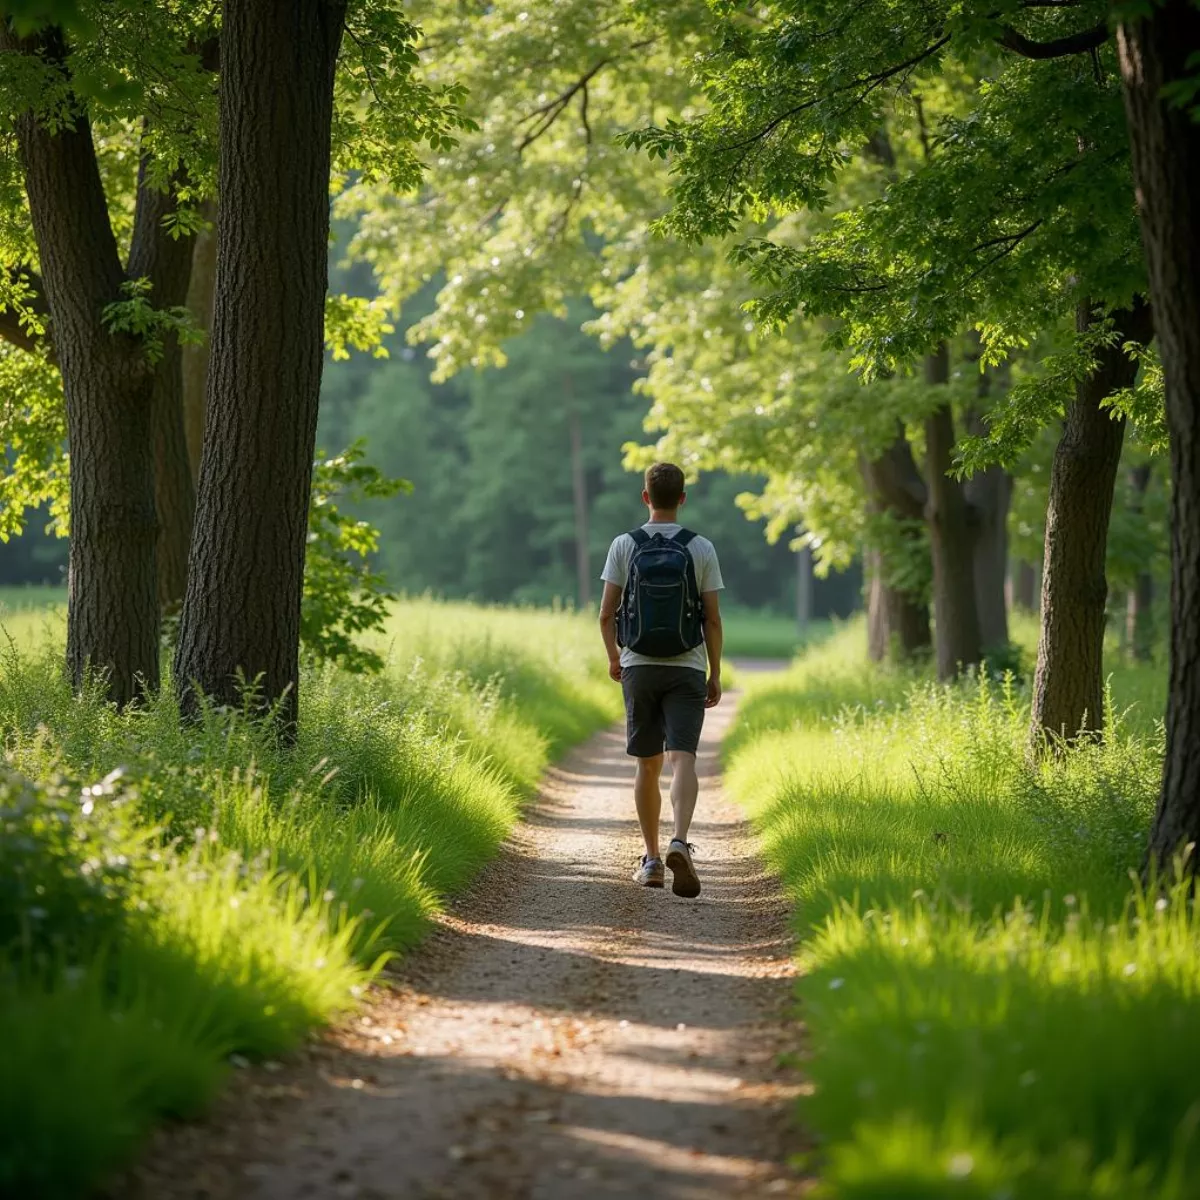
617,528,705,658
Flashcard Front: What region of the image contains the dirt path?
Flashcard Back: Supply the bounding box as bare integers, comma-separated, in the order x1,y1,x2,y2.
126,686,808,1199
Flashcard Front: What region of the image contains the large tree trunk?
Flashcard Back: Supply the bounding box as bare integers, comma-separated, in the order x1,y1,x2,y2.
174,0,347,728
1,25,160,704
181,198,218,483
1125,463,1156,662
860,429,932,663
1029,300,1152,746
924,345,983,679
1118,3,1200,864
127,154,197,612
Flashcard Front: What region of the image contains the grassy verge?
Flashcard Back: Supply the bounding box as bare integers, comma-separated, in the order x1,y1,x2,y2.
0,598,620,1198
720,609,831,660
726,622,1196,1198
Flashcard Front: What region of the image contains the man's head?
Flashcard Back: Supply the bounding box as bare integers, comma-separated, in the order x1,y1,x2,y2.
643,461,686,513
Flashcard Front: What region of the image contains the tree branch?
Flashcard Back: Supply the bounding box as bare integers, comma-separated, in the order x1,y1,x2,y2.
126,140,196,308
0,268,52,358
718,34,952,156
517,39,655,154
997,21,1109,58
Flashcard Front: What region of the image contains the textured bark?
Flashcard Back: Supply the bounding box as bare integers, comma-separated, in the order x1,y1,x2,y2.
860,429,932,663
1029,300,1152,745
1,25,159,703
924,345,982,678
128,154,197,611
182,198,217,483
1124,463,1156,662
1014,560,1038,612
1119,4,1200,863
174,0,347,728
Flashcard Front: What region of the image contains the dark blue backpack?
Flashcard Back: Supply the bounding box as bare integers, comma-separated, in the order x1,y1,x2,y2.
617,527,705,658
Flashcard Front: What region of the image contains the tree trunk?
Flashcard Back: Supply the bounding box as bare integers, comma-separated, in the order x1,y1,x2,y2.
567,393,590,609
964,362,1013,652
796,539,813,630
182,198,217,483
174,0,347,728
924,345,983,679
1029,299,1152,746
1014,560,1038,611
1118,3,1200,863
1,25,159,704
860,429,932,663
127,154,197,613
1125,463,1156,662
966,461,1012,651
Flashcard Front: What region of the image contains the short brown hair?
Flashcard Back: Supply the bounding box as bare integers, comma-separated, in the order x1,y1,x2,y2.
644,462,686,509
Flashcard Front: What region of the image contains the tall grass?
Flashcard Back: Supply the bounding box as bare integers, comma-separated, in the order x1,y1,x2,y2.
727,621,1196,1199
0,597,621,1198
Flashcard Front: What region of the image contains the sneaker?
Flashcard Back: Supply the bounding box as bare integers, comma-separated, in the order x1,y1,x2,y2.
633,855,664,887
665,839,701,898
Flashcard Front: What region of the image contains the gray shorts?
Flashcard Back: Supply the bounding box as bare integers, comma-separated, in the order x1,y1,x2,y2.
621,665,707,758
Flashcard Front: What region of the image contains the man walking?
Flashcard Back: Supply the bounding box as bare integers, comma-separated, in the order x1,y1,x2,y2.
598,462,724,897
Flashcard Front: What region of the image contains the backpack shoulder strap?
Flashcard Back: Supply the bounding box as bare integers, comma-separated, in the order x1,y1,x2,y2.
628,528,652,547
672,528,698,548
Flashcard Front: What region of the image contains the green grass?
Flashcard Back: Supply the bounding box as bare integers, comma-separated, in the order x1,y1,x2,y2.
0,596,621,1198
727,621,1195,1199
720,609,831,660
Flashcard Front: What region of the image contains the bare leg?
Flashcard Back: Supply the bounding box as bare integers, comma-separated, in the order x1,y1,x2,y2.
668,750,699,843
634,754,664,858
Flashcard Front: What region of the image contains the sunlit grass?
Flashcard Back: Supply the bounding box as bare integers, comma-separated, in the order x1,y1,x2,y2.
727,620,1191,1198
0,596,621,1196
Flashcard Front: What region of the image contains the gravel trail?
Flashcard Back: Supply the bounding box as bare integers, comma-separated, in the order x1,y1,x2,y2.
124,685,809,1199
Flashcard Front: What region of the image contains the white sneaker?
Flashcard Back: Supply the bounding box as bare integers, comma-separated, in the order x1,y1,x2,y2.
633,855,664,887
666,839,701,898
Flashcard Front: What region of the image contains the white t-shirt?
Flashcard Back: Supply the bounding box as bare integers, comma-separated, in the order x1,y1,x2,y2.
601,522,724,673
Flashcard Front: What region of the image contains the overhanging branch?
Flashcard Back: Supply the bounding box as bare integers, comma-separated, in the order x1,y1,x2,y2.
997,21,1109,58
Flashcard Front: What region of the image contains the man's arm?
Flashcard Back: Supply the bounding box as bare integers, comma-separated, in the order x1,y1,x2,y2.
599,581,624,682
702,590,723,707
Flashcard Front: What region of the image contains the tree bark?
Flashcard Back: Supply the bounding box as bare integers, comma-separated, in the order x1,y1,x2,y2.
174,0,347,728
1118,3,1200,864
1014,560,1038,611
1029,299,1152,746
1125,462,1156,662
924,345,983,679
182,198,217,483
860,429,932,663
1,24,159,704
127,153,197,612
